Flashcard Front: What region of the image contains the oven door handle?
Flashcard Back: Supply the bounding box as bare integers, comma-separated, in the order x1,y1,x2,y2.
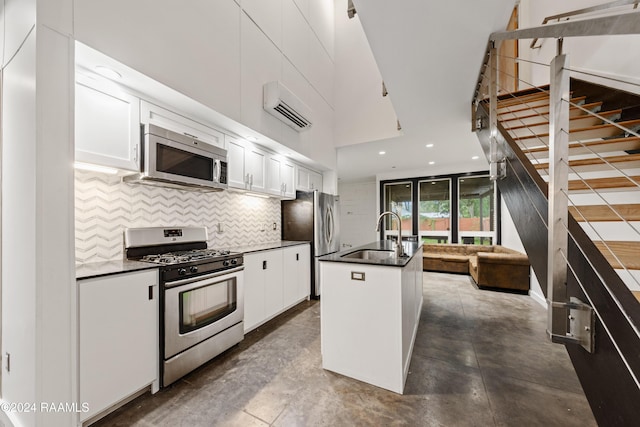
164,266,244,288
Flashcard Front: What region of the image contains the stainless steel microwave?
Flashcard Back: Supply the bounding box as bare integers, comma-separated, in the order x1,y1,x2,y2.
124,124,228,191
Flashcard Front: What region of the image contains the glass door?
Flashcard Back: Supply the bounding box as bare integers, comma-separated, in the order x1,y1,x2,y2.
458,175,495,245
418,179,451,244
382,182,413,241
179,277,237,334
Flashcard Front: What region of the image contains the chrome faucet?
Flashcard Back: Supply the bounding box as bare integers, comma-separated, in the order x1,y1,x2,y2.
375,211,406,257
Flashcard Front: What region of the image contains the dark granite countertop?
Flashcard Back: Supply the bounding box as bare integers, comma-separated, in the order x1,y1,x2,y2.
318,240,423,268
229,240,310,254
76,241,310,279
76,259,159,280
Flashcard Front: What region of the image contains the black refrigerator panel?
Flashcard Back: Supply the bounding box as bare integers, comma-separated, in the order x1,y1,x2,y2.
281,191,314,242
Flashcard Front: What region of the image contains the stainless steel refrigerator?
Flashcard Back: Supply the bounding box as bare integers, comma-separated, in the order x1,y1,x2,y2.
282,190,340,298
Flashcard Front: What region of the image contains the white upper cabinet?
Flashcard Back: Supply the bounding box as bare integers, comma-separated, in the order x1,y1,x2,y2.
226,136,267,193
75,74,141,171
266,154,295,198
296,165,322,192
226,136,247,190
246,144,267,192
140,100,225,149
240,12,283,141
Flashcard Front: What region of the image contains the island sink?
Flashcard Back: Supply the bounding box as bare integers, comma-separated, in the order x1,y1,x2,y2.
341,249,396,261
319,240,423,394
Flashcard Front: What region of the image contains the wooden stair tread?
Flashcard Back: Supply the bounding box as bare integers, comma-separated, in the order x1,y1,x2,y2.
504,109,621,131
569,175,640,191
499,101,603,122
498,96,587,115
534,153,640,171
632,291,640,303
593,241,640,270
513,119,640,148
497,92,550,107
569,204,640,222
525,136,640,156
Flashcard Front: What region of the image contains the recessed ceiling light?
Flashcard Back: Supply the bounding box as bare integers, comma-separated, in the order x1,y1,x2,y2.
379,151,386,155
425,144,434,148
428,161,435,165
246,136,258,142
94,65,121,80
472,155,480,160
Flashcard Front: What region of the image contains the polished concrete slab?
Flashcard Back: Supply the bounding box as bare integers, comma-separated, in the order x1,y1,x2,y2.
93,272,596,426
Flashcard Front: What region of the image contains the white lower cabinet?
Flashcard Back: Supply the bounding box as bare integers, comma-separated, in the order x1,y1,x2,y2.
244,244,310,333
78,269,159,423
283,244,310,307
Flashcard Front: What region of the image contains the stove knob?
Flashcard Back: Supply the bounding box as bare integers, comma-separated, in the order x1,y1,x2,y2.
223,260,230,267
190,266,198,273
230,259,238,265
178,268,187,276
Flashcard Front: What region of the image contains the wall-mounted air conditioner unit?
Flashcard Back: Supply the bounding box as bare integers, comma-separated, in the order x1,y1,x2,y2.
263,81,312,132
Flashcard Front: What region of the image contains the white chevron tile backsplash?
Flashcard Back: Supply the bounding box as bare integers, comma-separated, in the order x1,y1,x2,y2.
75,170,281,263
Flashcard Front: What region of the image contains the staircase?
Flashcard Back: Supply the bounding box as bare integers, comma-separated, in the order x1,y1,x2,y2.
475,79,640,425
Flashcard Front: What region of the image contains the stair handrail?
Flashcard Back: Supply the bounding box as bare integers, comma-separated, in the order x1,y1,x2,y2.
530,0,639,49
472,9,640,107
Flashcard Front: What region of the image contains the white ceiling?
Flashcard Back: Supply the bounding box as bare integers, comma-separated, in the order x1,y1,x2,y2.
337,0,517,182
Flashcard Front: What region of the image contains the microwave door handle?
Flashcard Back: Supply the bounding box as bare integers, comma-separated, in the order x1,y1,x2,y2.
213,159,221,183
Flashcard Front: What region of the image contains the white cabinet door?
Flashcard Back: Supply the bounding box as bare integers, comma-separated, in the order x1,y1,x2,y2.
266,155,283,196
243,253,265,331
140,100,225,149
79,269,158,422
283,244,310,308
226,136,248,190
266,155,296,198
75,77,141,171
309,169,323,191
245,144,267,192
295,165,323,192
244,249,283,332
282,160,296,198
263,249,284,319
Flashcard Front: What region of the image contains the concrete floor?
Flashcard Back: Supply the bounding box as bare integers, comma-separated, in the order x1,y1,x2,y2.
93,272,596,426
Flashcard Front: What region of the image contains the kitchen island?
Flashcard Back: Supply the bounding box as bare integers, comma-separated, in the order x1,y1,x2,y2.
318,240,423,394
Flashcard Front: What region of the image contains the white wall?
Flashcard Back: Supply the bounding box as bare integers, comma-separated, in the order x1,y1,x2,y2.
1,1,76,425
333,0,399,147
501,199,545,306
73,0,338,170
519,0,640,94
338,180,378,249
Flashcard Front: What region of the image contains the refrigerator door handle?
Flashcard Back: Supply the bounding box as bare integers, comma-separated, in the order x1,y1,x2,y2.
326,206,334,245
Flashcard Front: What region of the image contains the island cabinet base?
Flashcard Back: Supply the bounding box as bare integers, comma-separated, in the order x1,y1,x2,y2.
320,248,423,394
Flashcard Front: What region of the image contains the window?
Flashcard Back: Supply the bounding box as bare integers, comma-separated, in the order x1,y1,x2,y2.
382,182,413,241
380,172,498,245
418,179,451,244
458,175,495,245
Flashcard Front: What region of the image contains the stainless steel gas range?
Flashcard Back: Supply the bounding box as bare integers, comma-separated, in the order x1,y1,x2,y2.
125,226,244,388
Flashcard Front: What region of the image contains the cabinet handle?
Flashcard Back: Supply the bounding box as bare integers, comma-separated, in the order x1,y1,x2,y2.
351,272,365,281
133,144,139,162
148,285,154,300
296,253,299,261
250,174,254,188
183,132,199,140
263,260,267,270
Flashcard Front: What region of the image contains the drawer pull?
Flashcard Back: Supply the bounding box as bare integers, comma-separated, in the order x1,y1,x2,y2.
351,272,365,281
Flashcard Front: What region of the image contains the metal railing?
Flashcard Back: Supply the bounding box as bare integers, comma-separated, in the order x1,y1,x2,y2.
473,6,640,361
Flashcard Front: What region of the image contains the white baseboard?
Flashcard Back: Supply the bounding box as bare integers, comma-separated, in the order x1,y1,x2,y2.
529,289,546,308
